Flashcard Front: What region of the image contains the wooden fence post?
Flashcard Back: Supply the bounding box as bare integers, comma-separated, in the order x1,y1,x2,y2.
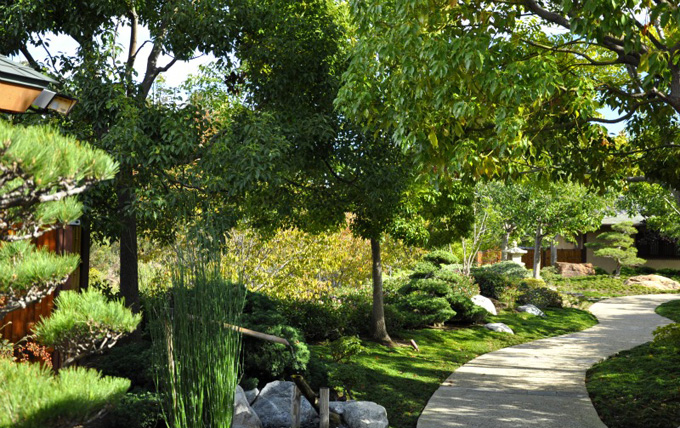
319,387,330,428
292,385,302,428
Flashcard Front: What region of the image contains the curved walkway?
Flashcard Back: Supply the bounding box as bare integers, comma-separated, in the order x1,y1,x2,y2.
417,294,678,428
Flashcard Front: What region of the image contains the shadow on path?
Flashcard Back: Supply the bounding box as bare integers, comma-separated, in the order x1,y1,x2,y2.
416,294,677,428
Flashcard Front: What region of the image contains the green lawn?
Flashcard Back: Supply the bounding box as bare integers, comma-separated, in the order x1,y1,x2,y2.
311,308,598,428
546,275,680,307
586,299,680,428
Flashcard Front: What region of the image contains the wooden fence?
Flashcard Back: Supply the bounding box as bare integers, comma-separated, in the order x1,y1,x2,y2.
477,248,585,270
1,225,82,342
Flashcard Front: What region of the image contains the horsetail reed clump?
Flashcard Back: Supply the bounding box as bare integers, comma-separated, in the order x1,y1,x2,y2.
150,246,245,428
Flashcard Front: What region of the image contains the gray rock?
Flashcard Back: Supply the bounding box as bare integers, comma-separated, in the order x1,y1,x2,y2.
517,304,545,317
251,381,318,428
233,385,263,428
484,322,514,334
342,401,388,428
471,294,497,315
246,388,260,405
329,401,347,415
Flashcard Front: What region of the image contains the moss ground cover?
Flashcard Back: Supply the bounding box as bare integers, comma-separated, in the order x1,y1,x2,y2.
548,275,680,301
311,308,597,428
586,299,680,428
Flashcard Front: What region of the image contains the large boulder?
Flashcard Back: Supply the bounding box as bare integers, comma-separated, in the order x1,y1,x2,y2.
517,304,545,317
624,275,680,290
471,294,497,315
554,262,595,278
233,385,263,428
484,323,514,334
251,381,318,428
340,402,388,428
246,388,260,405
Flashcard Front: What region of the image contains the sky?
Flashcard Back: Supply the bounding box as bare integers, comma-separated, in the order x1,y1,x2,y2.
16,26,626,136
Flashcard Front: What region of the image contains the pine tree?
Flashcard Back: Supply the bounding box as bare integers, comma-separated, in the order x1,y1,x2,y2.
587,221,645,277
0,121,117,315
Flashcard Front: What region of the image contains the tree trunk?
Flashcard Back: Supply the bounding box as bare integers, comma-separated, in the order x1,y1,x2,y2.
370,237,392,345
118,166,140,312
550,236,558,266
614,261,622,277
533,227,543,279
79,216,91,290
501,230,511,261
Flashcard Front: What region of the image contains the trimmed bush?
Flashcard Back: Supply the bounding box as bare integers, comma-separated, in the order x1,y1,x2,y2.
400,292,456,328
411,261,439,278
0,358,129,428
433,269,479,297
101,391,162,428
471,269,512,299
241,291,310,382
516,279,563,308
447,294,488,324
34,289,141,366
481,261,530,279
423,249,459,266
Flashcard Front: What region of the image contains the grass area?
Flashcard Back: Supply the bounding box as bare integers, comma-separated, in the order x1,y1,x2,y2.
586,299,680,428
311,308,598,428
546,275,680,305
656,299,680,322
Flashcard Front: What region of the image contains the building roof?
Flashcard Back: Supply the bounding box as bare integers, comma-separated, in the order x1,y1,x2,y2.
601,213,645,226
0,55,58,89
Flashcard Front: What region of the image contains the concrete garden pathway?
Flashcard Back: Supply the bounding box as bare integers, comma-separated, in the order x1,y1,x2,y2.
417,294,678,428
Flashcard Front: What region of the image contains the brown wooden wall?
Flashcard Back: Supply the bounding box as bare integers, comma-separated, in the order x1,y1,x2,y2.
1,225,82,342
521,248,585,270
477,248,585,270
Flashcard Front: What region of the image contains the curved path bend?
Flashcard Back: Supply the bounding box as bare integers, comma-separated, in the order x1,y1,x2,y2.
417,294,678,428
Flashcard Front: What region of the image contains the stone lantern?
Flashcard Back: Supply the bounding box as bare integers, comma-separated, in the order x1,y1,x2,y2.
506,241,527,267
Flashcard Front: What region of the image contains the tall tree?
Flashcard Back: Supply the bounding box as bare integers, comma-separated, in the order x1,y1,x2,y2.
336,0,680,191
232,0,474,343
0,0,251,310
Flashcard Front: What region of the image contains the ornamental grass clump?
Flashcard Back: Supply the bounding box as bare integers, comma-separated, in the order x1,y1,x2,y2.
150,247,245,428
33,289,141,366
0,357,129,428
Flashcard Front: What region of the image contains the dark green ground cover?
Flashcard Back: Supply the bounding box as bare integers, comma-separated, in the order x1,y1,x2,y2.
586,299,680,428
311,308,597,428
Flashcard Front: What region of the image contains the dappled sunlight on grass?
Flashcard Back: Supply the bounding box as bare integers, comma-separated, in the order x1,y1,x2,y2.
311,308,597,428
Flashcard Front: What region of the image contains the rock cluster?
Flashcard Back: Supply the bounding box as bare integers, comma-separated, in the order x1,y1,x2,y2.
554,262,595,278
233,381,389,428
624,275,680,290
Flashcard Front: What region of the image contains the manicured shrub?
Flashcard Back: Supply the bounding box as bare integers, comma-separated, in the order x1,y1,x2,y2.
86,340,154,390
423,249,459,266
540,266,560,282
447,294,488,324
34,289,141,366
516,279,563,308
328,336,364,363
471,269,511,299
0,358,129,428
400,292,456,328
411,261,439,278
481,261,530,279
433,269,479,297
101,391,162,428
241,291,311,382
